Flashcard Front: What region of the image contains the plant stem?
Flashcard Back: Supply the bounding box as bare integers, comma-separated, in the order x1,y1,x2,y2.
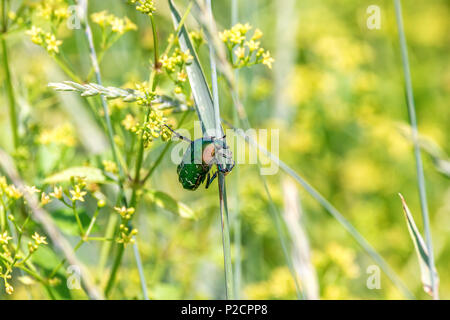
231,0,241,299
393,0,438,299
53,54,83,84
104,244,124,297
218,175,234,299
2,38,19,150
206,0,234,299
72,202,85,236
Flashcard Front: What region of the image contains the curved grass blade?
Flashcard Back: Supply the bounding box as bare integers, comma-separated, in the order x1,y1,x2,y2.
169,0,234,299
399,194,439,297
168,0,217,136
394,0,437,299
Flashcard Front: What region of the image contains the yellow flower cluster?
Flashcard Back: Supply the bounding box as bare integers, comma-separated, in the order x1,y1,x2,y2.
26,26,63,55
114,206,138,246
0,225,48,295
161,49,192,73
37,123,76,147
28,232,47,254
0,177,23,201
91,11,137,35
129,0,156,16
220,23,274,69
102,160,118,174
133,110,172,148
0,232,13,245
36,0,69,23
189,30,205,48
121,114,138,131
160,48,192,94
135,83,156,106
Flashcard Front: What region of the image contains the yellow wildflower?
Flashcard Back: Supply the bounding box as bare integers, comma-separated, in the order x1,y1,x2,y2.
70,185,87,202
124,17,137,31
32,232,47,245
114,206,135,220
5,185,22,199
26,26,43,45
38,123,76,147
262,51,274,69
110,17,125,34
235,47,246,59
45,34,62,54
131,0,156,16
49,186,63,199
40,192,51,206
177,70,187,82
91,11,109,27
5,284,13,295
245,40,260,52
0,232,13,245
252,28,263,40
122,114,137,131
102,160,118,174
25,186,41,194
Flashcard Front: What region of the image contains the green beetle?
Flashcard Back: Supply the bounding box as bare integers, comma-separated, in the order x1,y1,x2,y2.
165,125,234,190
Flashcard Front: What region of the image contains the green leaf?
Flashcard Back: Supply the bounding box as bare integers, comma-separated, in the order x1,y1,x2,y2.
399,193,439,296
44,166,106,184
146,189,196,219
168,0,216,135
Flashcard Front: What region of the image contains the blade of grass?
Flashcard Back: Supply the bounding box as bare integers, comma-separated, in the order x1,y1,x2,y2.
169,0,234,298
168,0,216,136
393,0,438,299
399,194,439,296
206,0,234,299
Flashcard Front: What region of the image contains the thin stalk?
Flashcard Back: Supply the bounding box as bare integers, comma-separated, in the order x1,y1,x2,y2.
53,54,83,83
1,38,19,150
218,175,234,299
72,202,85,236
231,0,241,299
206,0,234,299
261,175,303,299
393,0,438,299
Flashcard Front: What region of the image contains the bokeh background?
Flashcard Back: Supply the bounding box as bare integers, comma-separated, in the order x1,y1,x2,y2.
0,0,449,299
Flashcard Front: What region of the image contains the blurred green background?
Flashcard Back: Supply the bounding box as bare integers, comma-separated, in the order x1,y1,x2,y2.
0,0,449,299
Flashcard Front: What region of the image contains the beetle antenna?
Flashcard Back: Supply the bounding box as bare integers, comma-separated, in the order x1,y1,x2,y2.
164,125,192,143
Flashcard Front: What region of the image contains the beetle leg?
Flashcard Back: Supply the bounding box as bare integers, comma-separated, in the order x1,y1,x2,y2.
205,171,218,189
164,124,192,143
